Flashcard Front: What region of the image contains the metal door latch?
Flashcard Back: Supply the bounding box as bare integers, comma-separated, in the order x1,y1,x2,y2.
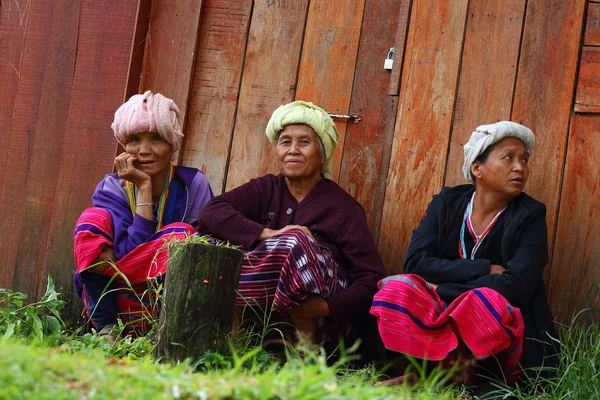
328,113,362,124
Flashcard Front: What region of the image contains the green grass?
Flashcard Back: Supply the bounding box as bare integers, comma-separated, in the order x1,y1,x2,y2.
485,308,600,400
1,278,599,399
0,339,465,399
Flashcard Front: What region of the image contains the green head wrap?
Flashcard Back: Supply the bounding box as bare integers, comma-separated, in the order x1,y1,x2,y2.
265,100,339,179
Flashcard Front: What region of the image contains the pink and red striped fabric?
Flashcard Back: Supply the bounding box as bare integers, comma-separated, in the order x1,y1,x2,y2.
73,207,194,333
236,230,351,346
370,274,523,384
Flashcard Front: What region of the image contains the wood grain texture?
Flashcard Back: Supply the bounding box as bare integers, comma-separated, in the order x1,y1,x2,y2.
337,0,401,240
548,114,600,323
125,0,152,100
0,0,81,295
444,0,526,187
139,0,204,162
181,0,252,194
584,2,600,46
41,0,139,320
388,0,412,96
156,243,243,361
511,0,586,283
225,0,309,191
378,1,469,274
574,46,600,113
294,0,366,181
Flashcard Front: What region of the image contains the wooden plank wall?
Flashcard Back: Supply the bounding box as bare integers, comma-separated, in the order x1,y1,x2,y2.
0,0,142,320
1,0,599,325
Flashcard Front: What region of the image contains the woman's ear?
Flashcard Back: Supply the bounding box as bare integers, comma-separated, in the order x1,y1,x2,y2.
471,161,482,181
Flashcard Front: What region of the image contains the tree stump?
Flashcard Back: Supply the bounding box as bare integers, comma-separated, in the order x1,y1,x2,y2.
155,242,244,363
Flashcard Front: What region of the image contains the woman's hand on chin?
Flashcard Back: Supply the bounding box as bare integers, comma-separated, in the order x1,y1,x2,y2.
259,225,315,241
114,152,151,189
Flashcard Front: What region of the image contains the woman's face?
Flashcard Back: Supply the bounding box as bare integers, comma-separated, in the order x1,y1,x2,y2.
275,124,324,181
125,132,173,177
472,137,530,198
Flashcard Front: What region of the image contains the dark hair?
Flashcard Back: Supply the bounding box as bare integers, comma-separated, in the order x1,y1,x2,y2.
470,142,496,182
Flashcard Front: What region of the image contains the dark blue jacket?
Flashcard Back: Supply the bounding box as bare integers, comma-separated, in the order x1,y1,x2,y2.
405,184,557,372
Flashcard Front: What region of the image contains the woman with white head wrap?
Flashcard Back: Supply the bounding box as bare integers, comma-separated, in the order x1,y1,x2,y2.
198,100,385,353
73,91,213,339
371,121,557,389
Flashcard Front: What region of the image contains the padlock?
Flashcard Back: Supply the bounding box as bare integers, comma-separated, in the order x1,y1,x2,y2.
384,47,395,70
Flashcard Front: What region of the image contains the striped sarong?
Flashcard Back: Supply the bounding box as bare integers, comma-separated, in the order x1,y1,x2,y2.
370,274,523,384
73,207,194,333
237,230,351,347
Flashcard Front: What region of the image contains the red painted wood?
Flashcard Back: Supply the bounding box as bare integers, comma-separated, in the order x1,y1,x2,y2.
181,0,253,194
337,0,401,241
41,0,139,318
574,46,600,113
378,1,469,274
294,0,366,181
444,0,526,188
584,2,600,45
549,114,600,323
0,0,81,295
125,0,152,100
388,0,412,96
511,0,586,284
139,0,204,163
225,0,309,191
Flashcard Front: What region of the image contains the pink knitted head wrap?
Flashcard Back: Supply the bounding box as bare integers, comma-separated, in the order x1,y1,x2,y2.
111,91,184,153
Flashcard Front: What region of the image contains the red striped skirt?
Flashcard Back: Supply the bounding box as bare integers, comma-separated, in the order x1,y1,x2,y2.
236,230,352,346
73,207,194,333
370,274,524,384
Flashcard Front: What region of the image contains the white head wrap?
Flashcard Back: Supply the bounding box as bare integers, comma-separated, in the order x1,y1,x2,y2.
463,121,535,184
265,101,338,179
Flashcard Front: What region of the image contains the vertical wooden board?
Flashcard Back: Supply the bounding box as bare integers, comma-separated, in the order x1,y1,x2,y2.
125,0,152,99
548,114,600,324
0,0,81,294
294,0,366,181
444,0,526,187
0,0,31,193
337,0,401,238
139,0,204,162
41,0,138,317
388,0,412,96
511,0,586,281
574,46,600,113
584,2,600,46
225,0,309,191
378,1,469,274
181,0,252,194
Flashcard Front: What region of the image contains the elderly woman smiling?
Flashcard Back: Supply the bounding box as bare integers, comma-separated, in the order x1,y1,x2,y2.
197,101,386,349
371,122,557,386
73,91,213,338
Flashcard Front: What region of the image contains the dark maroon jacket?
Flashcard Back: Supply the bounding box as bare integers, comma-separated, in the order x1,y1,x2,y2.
197,174,386,323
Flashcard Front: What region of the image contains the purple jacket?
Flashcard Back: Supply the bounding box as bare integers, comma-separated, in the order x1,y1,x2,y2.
92,166,213,259
197,174,386,323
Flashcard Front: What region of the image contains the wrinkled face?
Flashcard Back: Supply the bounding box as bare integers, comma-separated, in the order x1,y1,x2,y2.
275,124,324,181
125,131,173,177
472,137,530,198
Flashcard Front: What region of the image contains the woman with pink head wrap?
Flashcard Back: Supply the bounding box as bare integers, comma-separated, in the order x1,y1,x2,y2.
72,91,213,339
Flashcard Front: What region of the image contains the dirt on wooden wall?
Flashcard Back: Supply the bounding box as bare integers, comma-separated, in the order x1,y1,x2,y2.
1,0,598,325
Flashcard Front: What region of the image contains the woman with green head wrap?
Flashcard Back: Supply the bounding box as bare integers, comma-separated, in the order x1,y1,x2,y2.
198,101,386,352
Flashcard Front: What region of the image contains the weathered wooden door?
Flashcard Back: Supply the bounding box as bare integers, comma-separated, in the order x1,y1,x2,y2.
179,0,404,240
